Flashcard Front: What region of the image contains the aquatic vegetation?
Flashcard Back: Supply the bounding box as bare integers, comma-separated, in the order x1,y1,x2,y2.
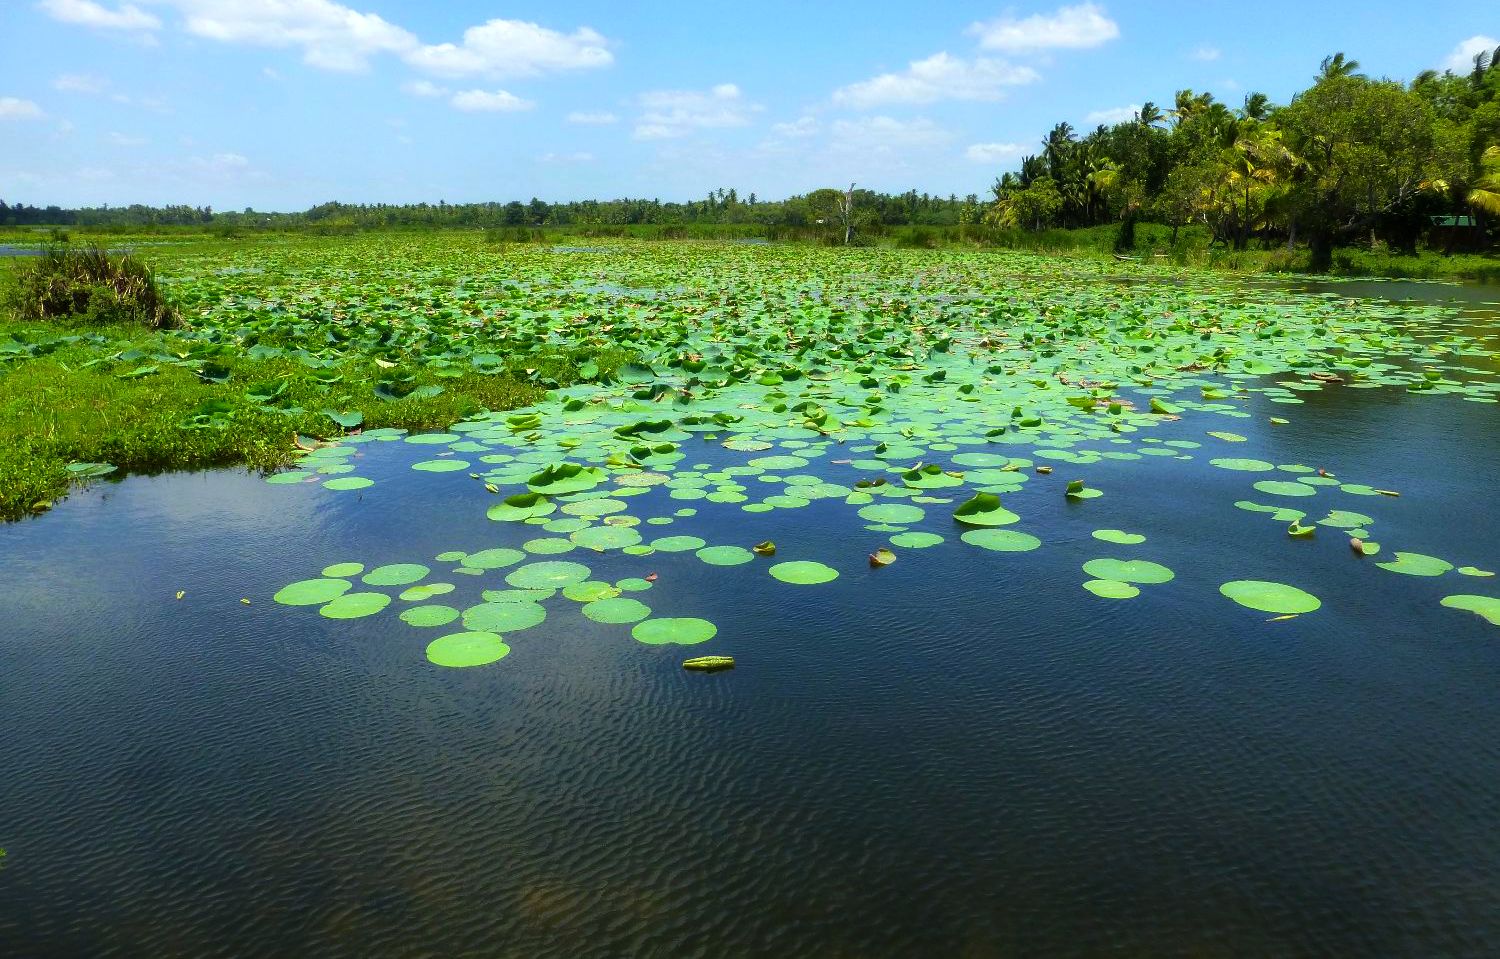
6,235,1494,665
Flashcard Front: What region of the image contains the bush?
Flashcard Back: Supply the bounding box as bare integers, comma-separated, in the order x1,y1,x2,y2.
8,243,178,328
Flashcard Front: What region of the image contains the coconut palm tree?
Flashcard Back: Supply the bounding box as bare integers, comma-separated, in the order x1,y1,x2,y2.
1319,52,1364,81
1137,101,1164,127
1469,146,1500,215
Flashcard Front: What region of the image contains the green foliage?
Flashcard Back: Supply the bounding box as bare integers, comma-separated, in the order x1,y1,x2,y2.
7,244,178,329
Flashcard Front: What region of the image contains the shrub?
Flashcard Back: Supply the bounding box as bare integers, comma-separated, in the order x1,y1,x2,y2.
8,243,178,328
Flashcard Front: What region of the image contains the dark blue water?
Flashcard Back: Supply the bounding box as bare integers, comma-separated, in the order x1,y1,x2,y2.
3,295,1500,957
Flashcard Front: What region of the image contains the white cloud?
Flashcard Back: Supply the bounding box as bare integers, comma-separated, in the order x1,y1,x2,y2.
633,83,758,139
828,115,950,154
538,151,594,163
172,0,416,71
0,97,46,119
1444,35,1499,72
403,19,612,78
107,131,148,145
968,3,1119,53
38,0,160,31
833,52,1038,108
771,116,819,138
1084,103,1139,124
54,73,109,94
566,110,618,125
965,142,1026,163
402,79,448,97
450,88,534,112
1190,45,1221,62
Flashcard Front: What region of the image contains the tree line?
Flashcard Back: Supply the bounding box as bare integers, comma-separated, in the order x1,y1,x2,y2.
987,51,1500,267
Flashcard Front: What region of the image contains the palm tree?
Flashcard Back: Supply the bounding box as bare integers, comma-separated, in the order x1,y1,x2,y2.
1319,52,1364,81
1137,101,1163,127
1240,92,1270,121
1469,147,1500,215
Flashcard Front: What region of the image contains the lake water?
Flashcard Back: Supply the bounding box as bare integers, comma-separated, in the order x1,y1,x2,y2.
3,277,1500,957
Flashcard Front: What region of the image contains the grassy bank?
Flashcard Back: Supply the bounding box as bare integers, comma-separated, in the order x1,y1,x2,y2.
0,240,632,519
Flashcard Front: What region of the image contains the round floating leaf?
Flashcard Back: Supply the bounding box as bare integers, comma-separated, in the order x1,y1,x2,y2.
651,535,707,552
769,561,839,585
426,631,510,667
1083,579,1139,599
571,525,643,550
1092,529,1145,545
412,459,469,473
505,560,591,589
321,562,364,577
1253,480,1316,497
275,578,351,606
890,531,944,548
400,605,459,627
616,577,654,592
463,601,546,632
582,597,652,624
953,492,1019,527
696,545,755,566
463,548,525,570
1376,552,1453,577
961,529,1041,552
1440,594,1500,626
1210,458,1275,472
323,477,373,491
1081,558,1174,584
320,592,391,619
858,503,926,525
400,582,454,601
632,617,718,645
562,580,620,602
362,564,430,587
1219,580,1321,615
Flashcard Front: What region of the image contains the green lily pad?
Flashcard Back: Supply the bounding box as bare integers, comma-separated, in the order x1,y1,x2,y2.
1083,579,1139,599
462,601,546,632
768,561,840,585
632,617,718,645
274,578,351,606
400,605,460,627
505,560,591,589
319,592,392,619
362,564,430,587
696,545,755,566
1092,529,1145,545
582,597,652,624
426,631,510,667
960,529,1041,552
1376,552,1453,577
1219,580,1321,614
953,492,1019,527
1081,558,1174,584
1439,594,1500,626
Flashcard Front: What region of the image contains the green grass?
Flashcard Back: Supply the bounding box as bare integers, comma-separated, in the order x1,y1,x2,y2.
0,314,630,519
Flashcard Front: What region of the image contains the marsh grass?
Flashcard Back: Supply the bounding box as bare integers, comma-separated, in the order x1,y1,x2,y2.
0,318,632,519
8,243,179,329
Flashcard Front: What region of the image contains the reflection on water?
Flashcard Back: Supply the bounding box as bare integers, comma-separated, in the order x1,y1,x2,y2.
2,279,1500,957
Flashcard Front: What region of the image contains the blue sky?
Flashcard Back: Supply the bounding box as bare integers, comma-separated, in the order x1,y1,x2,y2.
1,1,1496,210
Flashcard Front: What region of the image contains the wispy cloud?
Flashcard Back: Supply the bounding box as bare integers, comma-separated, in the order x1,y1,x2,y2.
54,73,109,94
965,142,1026,164
450,88,534,113
634,83,758,140
1190,45,1221,62
1444,35,1499,72
0,97,46,120
1084,103,1139,124
566,110,618,125
833,52,1038,108
38,0,159,32
967,3,1119,53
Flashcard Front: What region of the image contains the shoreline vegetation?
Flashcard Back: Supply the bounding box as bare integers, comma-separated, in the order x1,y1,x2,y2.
2,226,1497,522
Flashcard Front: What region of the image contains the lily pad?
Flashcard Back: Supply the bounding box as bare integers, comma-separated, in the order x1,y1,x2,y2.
1219,580,1321,614
274,578,351,606
632,617,718,645
1081,558,1174,584
426,631,510,667
768,561,840,585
